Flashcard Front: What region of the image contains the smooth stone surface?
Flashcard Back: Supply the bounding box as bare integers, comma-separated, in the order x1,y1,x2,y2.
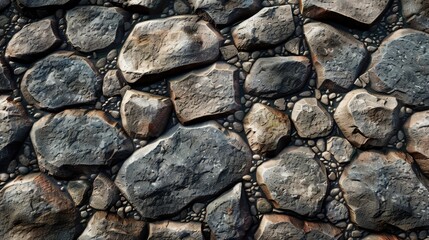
404,110,429,177
147,221,203,240
291,98,333,138
402,0,429,33
67,180,90,206
89,173,119,210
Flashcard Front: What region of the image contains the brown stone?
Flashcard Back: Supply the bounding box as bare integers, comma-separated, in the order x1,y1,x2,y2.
404,110,429,176
291,98,333,138
147,221,203,240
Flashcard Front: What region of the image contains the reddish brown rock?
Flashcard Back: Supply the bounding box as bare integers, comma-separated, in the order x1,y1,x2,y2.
404,110,429,176
148,221,203,240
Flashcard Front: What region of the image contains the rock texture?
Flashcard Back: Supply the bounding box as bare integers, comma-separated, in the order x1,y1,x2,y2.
326,137,355,163
0,173,78,240
148,221,203,240
363,234,400,240
0,59,13,91
30,109,133,177
256,146,328,216
334,89,399,148
115,121,252,219
169,62,240,124
291,98,333,138
402,0,429,33
244,56,311,98
118,16,222,83
127,0,163,12
232,5,294,50
21,52,101,110
67,180,90,206
89,173,119,210
404,110,429,176
360,29,429,107
16,0,74,8
102,69,127,97
340,150,429,231
304,22,368,91
0,0,9,11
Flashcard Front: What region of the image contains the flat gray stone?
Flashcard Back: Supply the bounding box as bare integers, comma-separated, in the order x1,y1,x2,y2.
402,0,429,33
67,180,90,206
102,69,127,97
326,137,355,163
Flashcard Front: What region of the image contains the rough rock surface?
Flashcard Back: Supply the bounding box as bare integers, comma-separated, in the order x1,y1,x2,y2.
300,0,390,25
334,89,399,148
256,146,328,216
232,5,294,50
16,0,74,8
120,90,172,139
118,16,222,83
291,98,333,138
127,0,163,11
205,183,252,240
304,22,368,91
0,0,9,11
169,62,240,124
115,121,252,219
0,59,13,91
0,96,32,165
78,211,146,240
244,56,311,98
89,173,119,210
255,214,341,240
363,234,400,240
326,137,355,163
360,29,429,107
65,6,128,52
340,150,429,231
67,180,90,206
243,103,291,155
0,173,78,240
30,109,133,177
21,51,102,110
102,69,127,97
402,0,429,33
325,199,349,223
404,110,429,176
148,221,203,240
6,19,61,62
189,0,261,26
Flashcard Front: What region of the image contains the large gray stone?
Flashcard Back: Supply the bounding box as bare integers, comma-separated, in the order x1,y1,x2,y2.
0,59,13,91
30,109,133,178
402,0,429,33
404,110,429,177
21,51,101,110
118,16,222,83
340,150,429,231
360,29,429,107
115,121,252,219
147,221,203,240
16,0,74,8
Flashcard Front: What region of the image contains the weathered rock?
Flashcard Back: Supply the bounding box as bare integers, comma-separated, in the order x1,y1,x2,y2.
102,69,127,97
243,103,291,155
118,16,222,83
126,0,163,12
255,214,341,240
363,234,400,240
256,146,328,216
404,110,429,176
78,211,147,240
16,0,74,8
148,221,203,240
169,62,240,124
21,52,102,110
326,137,355,163
120,90,172,139
232,5,294,50
291,98,333,138
340,150,429,231
220,45,238,60
304,22,368,91
30,109,133,177
66,6,128,52
360,29,429,107
300,0,390,25
6,19,61,62
402,0,429,33
206,183,252,240
189,0,261,26
334,89,399,148
0,59,13,91
67,180,90,206
115,121,252,219
326,199,349,223
0,0,10,11
0,173,78,240
244,56,311,98
0,95,32,165
89,173,119,210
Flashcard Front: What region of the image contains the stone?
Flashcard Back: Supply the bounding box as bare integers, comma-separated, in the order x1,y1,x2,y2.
169,62,240,124
30,109,133,177
0,0,10,11
89,173,119,210
244,56,311,98
326,199,349,223
363,234,400,240
300,0,390,25
256,146,328,216
0,95,32,165
78,211,147,240
334,89,399,148
220,45,238,60
360,29,429,107
255,214,341,240
16,0,74,8
0,173,78,240
102,70,127,97
6,19,61,62
291,98,333,138
402,0,429,33
232,5,294,50
304,22,368,91
404,110,429,176
65,6,128,52
126,0,163,12
21,51,102,110
205,183,252,240
243,103,291,155
67,180,90,206
0,59,13,91
118,16,222,83
340,150,429,231
189,0,261,26
148,221,203,240
115,121,252,219
326,137,355,163
120,90,172,139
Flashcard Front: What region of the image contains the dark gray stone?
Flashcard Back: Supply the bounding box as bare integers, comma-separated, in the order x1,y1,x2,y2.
402,0,429,33
16,0,74,8
326,199,349,224
67,180,90,206
89,173,119,210
102,70,127,97
0,59,13,91
0,0,10,12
